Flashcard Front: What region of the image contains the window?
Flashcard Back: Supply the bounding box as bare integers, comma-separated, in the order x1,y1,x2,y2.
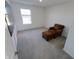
5,8,11,25
20,9,32,24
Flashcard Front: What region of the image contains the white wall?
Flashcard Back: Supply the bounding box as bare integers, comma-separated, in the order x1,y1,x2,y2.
11,25,17,52
45,1,74,58
64,26,74,58
5,22,18,59
45,2,74,37
11,3,45,31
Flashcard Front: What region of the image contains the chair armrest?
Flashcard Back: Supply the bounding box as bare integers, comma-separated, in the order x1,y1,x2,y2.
49,27,55,30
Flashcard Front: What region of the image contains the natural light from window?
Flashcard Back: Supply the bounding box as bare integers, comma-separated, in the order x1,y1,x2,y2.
5,8,11,25
20,9,32,24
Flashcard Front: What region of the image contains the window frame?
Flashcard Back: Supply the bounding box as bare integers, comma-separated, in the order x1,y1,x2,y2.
20,9,32,24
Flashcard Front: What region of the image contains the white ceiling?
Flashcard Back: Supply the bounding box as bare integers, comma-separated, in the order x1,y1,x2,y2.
11,0,73,7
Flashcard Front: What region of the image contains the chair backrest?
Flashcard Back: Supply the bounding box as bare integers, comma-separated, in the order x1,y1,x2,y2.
54,24,65,29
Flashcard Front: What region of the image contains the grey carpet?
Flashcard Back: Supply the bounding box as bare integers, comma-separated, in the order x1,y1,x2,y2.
49,36,66,49
17,28,72,59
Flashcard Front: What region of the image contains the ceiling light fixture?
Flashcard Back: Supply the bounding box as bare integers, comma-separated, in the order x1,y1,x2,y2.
39,0,43,2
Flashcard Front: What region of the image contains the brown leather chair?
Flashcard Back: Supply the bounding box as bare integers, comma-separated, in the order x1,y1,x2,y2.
42,24,65,41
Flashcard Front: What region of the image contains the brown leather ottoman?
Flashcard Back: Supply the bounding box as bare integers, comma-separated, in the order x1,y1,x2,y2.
42,30,55,41
42,24,65,41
